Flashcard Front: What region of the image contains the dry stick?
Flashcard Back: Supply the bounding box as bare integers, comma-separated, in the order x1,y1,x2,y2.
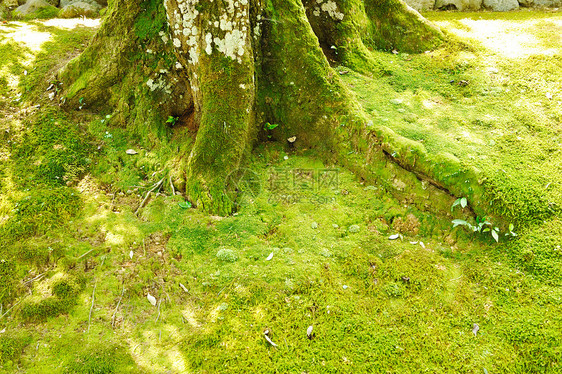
135,178,164,215
111,286,125,328
155,299,162,323
77,248,97,260
0,299,22,319
109,191,116,211
87,281,97,333
169,176,176,196
217,277,238,297
23,273,46,285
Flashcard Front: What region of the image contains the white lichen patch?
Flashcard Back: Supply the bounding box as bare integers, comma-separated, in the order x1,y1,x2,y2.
313,0,345,21
158,31,169,44
146,76,172,95
165,0,250,64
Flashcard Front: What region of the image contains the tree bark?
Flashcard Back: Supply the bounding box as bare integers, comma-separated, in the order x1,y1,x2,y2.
58,0,456,216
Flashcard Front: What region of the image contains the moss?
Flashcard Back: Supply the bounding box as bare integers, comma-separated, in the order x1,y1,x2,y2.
20,5,60,20
52,278,81,299
0,187,82,242
20,275,83,321
64,345,139,374
0,258,17,305
11,111,91,189
133,0,167,41
0,332,31,366
510,219,562,285
216,247,239,262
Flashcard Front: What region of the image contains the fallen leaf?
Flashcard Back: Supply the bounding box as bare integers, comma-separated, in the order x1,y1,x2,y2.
287,136,296,143
179,283,189,293
129,250,134,259
179,201,192,209
266,252,274,261
264,330,278,347
472,323,480,336
307,325,314,339
126,149,138,155
389,234,400,240
147,293,157,306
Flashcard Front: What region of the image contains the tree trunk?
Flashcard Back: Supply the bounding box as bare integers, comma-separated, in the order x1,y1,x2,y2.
58,0,462,216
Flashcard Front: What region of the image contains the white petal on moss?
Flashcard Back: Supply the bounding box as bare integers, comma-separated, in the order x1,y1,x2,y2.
147,293,157,306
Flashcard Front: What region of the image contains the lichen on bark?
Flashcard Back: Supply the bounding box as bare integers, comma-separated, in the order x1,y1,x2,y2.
58,0,455,216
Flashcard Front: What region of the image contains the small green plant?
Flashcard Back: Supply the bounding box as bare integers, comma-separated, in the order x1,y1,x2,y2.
450,197,516,242
264,122,278,131
263,122,278,139
452,217,516,243
178,201,192,209
451,197,468,211
166,116,179,126
505,223,517,238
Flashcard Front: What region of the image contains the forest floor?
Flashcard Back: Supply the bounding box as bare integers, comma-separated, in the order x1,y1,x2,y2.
0,10,561,374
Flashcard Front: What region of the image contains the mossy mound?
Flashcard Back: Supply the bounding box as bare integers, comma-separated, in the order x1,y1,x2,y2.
64,345,140,374
511,218,562,285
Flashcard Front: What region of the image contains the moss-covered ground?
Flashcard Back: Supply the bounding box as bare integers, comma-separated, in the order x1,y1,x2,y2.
0,11,561,373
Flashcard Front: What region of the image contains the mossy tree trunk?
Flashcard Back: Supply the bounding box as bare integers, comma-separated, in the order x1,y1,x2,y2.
59,0,445,215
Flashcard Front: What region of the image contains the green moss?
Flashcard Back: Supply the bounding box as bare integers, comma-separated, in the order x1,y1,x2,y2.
510,219,562,285
11,112,91,189
19,5,60,20
0,332,31,367
64,345,139,374
20,275,83,321
133,0,167,41
20,297,73,321
0,258,17,305
216,247,239,262
0,187,82,241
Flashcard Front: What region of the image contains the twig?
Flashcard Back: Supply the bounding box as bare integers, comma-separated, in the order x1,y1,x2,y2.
169,176,176,196
23,273,46,285
111,286,125,328
155,299,162,323
77,248,97,260
109,191,116,211
87,281,97,333
217,277,238,297
0,299,22,319
135,178,164,215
